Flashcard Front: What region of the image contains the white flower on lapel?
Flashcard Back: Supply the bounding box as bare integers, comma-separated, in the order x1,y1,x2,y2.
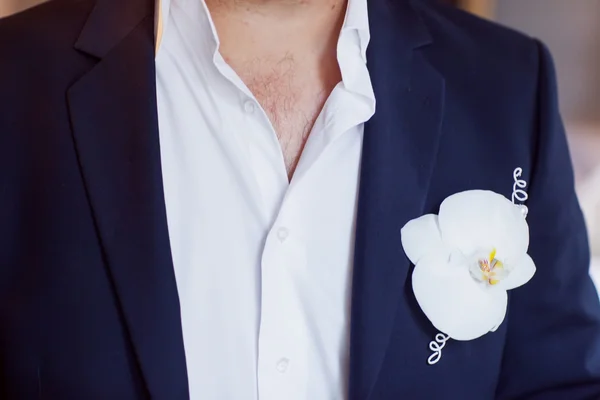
401,189,536,341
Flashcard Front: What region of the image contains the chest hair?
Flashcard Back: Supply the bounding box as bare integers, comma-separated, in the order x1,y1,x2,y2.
231,53,332,178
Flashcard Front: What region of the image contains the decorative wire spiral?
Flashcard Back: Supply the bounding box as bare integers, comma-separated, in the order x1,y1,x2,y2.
512,167,529,204
427,333,450,365
511,167,529,217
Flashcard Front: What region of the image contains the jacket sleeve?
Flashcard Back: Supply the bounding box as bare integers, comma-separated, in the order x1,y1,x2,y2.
496,39,600,400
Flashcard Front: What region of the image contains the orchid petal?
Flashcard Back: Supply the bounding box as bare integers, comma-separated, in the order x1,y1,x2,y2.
412,253,508,341
401,214,445,265
497,254,536,291
438,190,529,264
490,300,508,332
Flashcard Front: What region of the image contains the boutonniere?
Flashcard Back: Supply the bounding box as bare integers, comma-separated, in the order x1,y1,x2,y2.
401,168,536,365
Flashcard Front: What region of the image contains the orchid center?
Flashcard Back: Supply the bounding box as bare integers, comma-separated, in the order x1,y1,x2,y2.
469,248,509,287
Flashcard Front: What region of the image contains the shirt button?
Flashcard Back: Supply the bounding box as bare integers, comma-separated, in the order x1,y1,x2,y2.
244,101,255,114
277,227,289,242
276,358,290,373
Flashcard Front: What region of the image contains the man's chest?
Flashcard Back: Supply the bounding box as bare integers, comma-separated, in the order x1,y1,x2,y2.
238,61,339,177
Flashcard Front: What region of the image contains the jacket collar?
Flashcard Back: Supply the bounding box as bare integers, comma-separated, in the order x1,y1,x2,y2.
71,1,189,399
348,1,444,398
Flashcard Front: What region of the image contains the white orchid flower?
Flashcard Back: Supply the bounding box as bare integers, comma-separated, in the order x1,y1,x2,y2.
401,190,536,341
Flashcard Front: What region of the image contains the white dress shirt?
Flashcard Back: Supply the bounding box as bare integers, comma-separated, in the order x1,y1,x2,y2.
155,0,375,398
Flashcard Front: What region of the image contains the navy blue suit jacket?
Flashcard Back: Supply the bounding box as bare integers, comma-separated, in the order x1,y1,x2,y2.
2,0,600,398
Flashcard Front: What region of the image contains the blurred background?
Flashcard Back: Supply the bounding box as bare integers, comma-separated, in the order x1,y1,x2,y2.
2,0,600,283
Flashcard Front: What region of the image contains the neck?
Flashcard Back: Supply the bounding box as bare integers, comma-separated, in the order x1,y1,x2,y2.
205,0,347,60
206,0,342,18
208,0,321,13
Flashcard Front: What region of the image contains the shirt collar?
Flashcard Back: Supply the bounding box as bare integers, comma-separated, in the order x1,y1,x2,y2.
341,0,370,62
155,0,370,57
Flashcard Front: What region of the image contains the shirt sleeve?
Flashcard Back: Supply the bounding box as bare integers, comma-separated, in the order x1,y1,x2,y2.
496,39,600,400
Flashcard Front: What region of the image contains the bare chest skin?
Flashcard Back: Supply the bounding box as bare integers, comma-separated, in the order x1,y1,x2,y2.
204,0,347,179
226,54,341,179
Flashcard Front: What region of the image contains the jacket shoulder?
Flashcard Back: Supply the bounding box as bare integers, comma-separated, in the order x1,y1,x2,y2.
412,0,539,73
0,0,95,58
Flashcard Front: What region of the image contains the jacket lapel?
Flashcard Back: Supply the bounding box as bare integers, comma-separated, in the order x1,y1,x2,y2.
67,0,188,398
349,1,446,398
